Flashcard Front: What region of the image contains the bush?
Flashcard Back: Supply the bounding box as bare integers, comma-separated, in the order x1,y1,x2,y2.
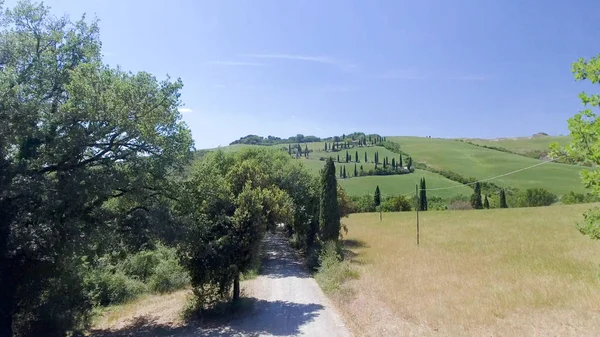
149,258,190,293
381,195,412,212
85,264,148,306
314,241,358,292
513,188,557,207
448,199,473,210
561,191,600,205
350,195,377,213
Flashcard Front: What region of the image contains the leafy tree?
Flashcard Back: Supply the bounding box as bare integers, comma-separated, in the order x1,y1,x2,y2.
484,195,490,209
551,55,600,240
374,186,381,207
0,3,193,334
499,189,508,208
319,158,341,241
514,188,557,207
471,182,483,209
360,165,364,174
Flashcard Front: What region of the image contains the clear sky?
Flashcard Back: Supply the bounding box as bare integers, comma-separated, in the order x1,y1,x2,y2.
7,0,600,148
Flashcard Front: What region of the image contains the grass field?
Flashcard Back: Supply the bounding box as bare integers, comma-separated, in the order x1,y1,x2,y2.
338,169,472,199
461,135,572,154
388,136,584,195
333,204,600,336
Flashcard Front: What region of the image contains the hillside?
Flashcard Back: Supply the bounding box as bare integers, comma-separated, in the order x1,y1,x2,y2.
459,135,571,155
204,134,585,198
388,136,583,195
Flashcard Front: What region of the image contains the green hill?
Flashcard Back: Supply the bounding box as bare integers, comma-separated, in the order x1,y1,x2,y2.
458,135,571,155
388,136,583,195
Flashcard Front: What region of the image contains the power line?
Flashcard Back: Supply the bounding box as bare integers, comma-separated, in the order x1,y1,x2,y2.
376,158,556,198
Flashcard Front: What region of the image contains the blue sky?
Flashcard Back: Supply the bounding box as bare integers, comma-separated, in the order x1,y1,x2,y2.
8,0,600,148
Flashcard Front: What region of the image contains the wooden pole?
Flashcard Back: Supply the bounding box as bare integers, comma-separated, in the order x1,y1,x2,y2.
416,184,420,246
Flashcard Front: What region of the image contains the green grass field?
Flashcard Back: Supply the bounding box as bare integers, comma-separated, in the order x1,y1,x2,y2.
338,169,472,198
333,204,600,336
388,136,584,195
460,135,571,154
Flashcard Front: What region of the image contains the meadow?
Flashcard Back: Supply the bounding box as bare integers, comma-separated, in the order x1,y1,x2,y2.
461,135,572,154
333,204,600,336
388,136,584,195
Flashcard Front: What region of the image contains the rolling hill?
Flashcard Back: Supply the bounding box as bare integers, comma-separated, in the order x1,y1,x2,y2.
388,136,584,195
204,134,585,198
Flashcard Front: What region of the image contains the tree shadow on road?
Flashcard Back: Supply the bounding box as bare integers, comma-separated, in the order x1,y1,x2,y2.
89,298,324,337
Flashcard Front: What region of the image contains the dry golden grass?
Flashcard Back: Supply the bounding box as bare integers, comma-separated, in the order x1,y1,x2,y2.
92,289,191,331
335,204,600,336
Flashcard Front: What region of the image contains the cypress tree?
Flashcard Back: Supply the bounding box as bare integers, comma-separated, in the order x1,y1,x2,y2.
343,166,347,178
324,142,328,151
419,178,428,211
319,158,341,242
345,150,349,162
305,145,309,158
484,195,490,209
337,154,340,163
499,189,508,208
399,156,403,168
407,157,412,170
339,165,343,178
374,185,381,207
392,158,396,169
365,152,368,163
354,163,358,177
360,165,363,174
355,151,359,162
471,182,483,209
288,144,291,155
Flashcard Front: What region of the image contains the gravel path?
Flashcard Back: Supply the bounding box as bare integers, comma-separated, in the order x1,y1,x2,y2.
204,232,352,337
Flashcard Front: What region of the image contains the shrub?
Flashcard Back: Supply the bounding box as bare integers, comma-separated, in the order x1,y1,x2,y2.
315,241,358,292
381,195,412,212
149,258,190,293
351,195,377,213
514,188,557,207
85,263,148,306
561,191,600,205
448,199,473,210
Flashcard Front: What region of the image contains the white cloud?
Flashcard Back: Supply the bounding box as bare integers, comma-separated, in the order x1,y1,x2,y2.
246,53,356,72
178,107,193,114
205,61,267,67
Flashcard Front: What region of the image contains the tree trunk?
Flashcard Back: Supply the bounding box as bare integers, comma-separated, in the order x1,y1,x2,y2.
233,272,240,301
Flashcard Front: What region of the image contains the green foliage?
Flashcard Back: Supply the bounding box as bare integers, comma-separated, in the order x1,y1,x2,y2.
499,189,509,208
484,195,490,209
320,158,341,242
419,178,428,211
314,241,358,293
561,191,600,204
576,208,600,240
0,2,193,335
350,195,377,213
381,195,413,212
471,182,483,209
513,188,557,207
230,134,321,146
374,186,381,207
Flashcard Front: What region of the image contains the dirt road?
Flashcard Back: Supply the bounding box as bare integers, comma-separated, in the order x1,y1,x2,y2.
91,233,351,337
202,232,351,336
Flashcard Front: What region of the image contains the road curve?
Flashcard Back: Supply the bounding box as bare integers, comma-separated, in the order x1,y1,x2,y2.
204,232,352,337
